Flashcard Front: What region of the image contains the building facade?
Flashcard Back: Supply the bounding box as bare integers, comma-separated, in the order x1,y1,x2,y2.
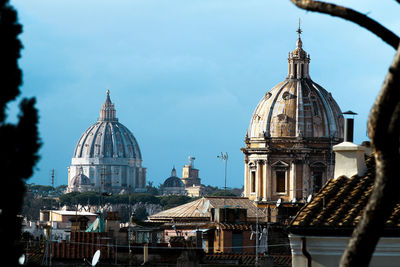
67,91,146,193
242,31,344,205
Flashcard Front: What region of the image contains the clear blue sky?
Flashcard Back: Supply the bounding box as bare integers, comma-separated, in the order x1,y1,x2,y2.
9,0,399,188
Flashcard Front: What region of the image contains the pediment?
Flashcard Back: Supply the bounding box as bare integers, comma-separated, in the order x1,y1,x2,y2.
271,160,289,168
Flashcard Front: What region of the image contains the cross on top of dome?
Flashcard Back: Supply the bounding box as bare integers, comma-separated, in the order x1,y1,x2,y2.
296,18,302,37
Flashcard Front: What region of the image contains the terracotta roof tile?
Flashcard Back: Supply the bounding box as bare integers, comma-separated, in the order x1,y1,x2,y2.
290,157,400,232
217,222,251,230
203,253,291,266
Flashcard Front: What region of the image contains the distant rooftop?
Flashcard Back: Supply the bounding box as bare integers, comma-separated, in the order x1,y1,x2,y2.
46,210,97,216
148,196,265,222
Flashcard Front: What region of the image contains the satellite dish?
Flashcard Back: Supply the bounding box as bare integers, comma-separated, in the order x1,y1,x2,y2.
18,254,25,265
92,250,101,266
307,194,313,203
276,198,282,208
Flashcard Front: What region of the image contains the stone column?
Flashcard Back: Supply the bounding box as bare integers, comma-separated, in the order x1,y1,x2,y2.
289,161,296,200
257,160,264,200
244,161,249,197
263,161,267,201
266,163,272,200
255,162,260,199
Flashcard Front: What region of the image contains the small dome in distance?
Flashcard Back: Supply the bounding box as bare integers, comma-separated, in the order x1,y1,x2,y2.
71,168,92,186
163,167,184,188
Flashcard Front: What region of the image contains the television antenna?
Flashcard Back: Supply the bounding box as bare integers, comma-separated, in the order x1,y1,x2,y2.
217,152,228,194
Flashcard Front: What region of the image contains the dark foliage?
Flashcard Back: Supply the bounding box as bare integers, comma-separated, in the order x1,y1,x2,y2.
210,190,237,197
58,192,160,207
0,0,41,265
133,206,149,221
159,195,193,210
145,181,159,195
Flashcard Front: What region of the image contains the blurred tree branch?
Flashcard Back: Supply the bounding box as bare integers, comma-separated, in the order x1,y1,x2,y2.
290,0,399,49
290,0,400,266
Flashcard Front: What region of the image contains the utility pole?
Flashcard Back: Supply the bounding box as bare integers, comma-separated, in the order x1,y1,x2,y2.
255,198,259,267
128,185,132,267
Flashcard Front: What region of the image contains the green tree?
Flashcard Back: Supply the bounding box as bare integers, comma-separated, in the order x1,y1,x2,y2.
134,206,148,221
0,0,41,264
159,195,193,210
145,181,159,195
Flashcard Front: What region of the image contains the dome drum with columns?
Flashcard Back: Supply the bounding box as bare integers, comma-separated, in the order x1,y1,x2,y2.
67,91,146,193
242,28,344,206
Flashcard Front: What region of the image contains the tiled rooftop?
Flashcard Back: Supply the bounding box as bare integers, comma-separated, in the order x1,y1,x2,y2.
203,253,291,266
217,223,251,230
148,196,264,222
290,157,400,234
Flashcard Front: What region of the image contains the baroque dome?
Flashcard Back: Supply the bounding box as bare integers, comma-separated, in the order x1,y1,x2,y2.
163,176,184,188
163,167,184,188
248,35,343,139
73,90,142,159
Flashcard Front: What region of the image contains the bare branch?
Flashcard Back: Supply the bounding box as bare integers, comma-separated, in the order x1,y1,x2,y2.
290,0,400,49
342,43,400,266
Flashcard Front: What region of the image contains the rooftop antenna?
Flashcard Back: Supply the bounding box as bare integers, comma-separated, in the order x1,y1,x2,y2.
50,169,55,188
217,152,229,195
217,152,228,222
49,169,55,209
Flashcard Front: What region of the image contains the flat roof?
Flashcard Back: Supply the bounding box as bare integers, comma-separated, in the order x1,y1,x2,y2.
49,210,97,216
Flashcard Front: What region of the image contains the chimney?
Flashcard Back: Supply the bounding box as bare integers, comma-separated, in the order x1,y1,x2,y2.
333,111,366,179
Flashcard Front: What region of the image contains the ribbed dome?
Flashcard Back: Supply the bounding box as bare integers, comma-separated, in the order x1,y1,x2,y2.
163,176,184,188
73,91,142,159
248,36,344,139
